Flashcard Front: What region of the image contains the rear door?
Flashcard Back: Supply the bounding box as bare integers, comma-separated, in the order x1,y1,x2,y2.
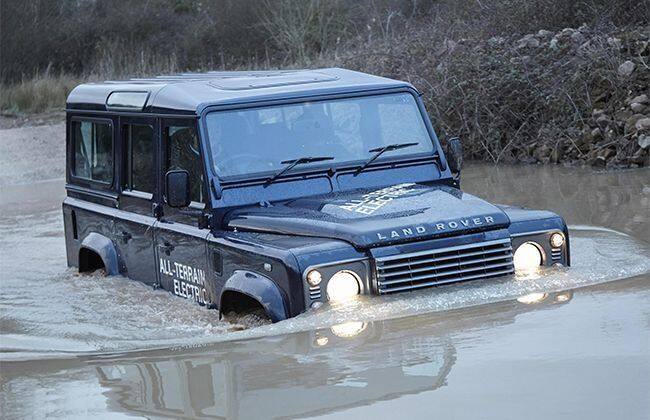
154,119,212,305
113,116,159,285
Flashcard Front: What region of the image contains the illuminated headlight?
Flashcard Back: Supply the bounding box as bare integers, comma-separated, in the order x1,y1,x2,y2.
550,232,565,248
513,242,543,271
306,269,322,286
326,270,361,302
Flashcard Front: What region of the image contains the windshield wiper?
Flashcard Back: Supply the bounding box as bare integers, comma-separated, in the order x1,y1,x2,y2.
264,156,334,186
353,142,419,176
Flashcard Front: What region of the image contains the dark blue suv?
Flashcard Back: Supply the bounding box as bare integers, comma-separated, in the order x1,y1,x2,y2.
63,68,570,322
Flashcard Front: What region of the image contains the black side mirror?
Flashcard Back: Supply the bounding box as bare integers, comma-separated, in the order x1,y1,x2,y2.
165,170,191,208
447,137,463,174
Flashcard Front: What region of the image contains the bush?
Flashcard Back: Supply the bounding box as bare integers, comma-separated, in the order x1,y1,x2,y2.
1,0,647,166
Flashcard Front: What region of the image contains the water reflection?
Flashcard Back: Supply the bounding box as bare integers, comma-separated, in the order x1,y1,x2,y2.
90,291,573,419
463,164,650,241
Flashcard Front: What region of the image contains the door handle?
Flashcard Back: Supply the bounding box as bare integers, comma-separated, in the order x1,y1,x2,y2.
158,241,175,255
118,231,132,243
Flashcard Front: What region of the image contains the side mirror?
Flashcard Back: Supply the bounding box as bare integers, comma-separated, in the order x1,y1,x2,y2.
447,137,463,174
165,170,191,208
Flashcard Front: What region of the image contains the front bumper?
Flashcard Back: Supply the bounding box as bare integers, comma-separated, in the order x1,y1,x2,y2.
303,227,569,304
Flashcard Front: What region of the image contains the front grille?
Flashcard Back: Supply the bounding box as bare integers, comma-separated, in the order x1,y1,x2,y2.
375,238,514,294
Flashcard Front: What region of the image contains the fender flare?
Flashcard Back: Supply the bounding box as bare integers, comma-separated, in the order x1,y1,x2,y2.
80,232,120,275
220,271,288,322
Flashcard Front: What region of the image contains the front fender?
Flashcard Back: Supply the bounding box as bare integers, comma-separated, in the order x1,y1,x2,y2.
220,271,288,322
80,232,120,275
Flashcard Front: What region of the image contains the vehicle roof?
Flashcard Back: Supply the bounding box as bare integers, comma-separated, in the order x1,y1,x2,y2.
66,68,415,115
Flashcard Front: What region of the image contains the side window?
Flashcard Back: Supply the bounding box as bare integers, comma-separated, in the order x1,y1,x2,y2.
123,124,154,194
165,125,204,203
72,120,113,183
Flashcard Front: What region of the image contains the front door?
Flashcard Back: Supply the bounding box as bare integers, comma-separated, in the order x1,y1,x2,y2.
154,119,212,306
114,116,158,285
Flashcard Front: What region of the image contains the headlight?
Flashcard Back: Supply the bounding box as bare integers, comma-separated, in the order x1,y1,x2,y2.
513,242,543,271
550,232,565,248
326,270,361,301
306,269,322,286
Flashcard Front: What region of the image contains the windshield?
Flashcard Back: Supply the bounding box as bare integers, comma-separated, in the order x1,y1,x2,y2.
205,92,434,179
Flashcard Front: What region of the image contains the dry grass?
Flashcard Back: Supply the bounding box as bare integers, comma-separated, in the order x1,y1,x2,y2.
1,74,81,114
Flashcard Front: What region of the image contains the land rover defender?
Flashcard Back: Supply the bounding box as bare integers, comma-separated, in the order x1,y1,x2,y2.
63,68,570,322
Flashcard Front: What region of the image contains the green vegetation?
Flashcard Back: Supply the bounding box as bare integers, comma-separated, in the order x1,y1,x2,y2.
1,0,648,166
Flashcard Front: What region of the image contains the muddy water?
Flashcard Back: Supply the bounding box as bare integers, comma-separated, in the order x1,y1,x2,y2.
1,131,649,419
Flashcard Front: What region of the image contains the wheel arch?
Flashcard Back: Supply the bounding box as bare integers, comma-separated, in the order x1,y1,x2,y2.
219,271,288,323
79,232,120,275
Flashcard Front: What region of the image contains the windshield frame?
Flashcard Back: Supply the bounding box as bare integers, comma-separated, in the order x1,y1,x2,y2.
200,87,444,185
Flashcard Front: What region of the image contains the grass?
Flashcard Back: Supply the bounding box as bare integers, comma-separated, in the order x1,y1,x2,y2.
0,74,81,114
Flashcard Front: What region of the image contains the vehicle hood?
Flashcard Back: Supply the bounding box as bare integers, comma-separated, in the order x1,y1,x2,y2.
225,182,510,248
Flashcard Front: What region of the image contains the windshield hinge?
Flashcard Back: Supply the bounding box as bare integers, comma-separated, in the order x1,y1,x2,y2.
211,178,222,200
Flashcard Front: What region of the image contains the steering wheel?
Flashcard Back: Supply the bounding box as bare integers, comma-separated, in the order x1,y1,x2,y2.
217,154,270,174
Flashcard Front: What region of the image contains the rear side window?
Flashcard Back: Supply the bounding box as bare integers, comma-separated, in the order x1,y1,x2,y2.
72,120,113,183
123,124,154,193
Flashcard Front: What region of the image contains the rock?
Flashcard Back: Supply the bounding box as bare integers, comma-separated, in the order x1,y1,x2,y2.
625,114,646,131
570,31,585,44
631,102,646,113
590,155,607,168
537,29,553,38
488,36,505,47
591,127,602,140
630,94,649,105
516,34,540,49
549,37,560,50
596,114,610,127
618,60,636,77
615,108,632,125
607,37,622,50
635,118,650,132
638,134,650,149
558,28,575,39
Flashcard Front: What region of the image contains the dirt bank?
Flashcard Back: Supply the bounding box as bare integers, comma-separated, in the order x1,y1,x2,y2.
0,122,65,186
